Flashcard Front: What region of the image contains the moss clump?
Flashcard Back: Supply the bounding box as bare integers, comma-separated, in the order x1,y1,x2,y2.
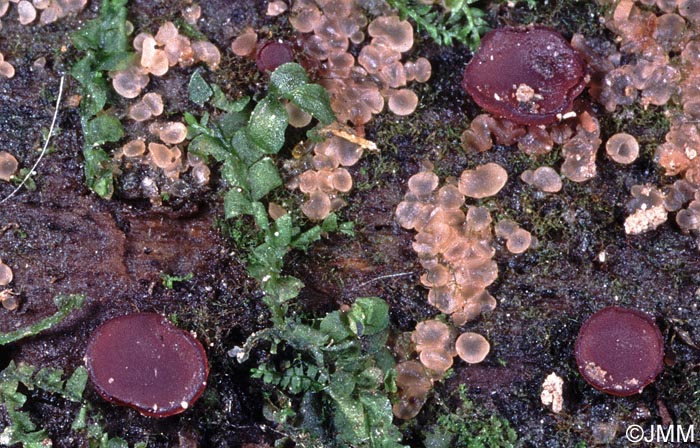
424,384,517,448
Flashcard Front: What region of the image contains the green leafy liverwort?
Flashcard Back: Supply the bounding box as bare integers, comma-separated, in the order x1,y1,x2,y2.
71,0,132,199
0,294,86,346
185,64,401,446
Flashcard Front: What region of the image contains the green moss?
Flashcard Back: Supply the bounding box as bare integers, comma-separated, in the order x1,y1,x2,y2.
511,0,604,36
601,103,671,168
424,384,517,448
385,0,489,48
353,155,402,192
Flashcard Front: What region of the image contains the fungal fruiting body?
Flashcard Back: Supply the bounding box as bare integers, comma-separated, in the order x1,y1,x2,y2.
462,25,587,125
85,312,209,417
575,306,664,396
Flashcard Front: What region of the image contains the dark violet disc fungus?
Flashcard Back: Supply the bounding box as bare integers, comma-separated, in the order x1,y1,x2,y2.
575,306,664,396
85,313,209,417
462,25,587,125
256,40,294,73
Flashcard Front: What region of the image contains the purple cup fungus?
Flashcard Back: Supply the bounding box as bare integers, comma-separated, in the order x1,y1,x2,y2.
256,40,294,73
461,25,587,125
85,312,209,417
575,306,664,396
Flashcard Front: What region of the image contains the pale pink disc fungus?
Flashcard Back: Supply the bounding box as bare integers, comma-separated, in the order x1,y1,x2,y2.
1,291,20,311
231,28,258,57
436,185,464,210
148,142,182,174
127,102,152,122
462,25,587,125
605,132,639,164
367,16,414,53
268,202,287,220
298,170,319,194
408,170,439,197
458,163,508,198
465,206,492,232
112,68,149,99
182,4,201,24
128,92,164,122
191,163,211,186
0,53,15,79
331,168,352,192
142,92,164,116
334,139,363,167
506,228,532,254
0,259,12,286
575,306,664,396
256,41,294,73
85,313,209,417
679,0,700,21
140,36,169,76
455,332,490,364
39,4,59,24
392,360,432,419
0,151,19,181
192,41,221,70
520,166,563,193
387,89,419,116
266,0,288,16
158,122,188,145
285,101,312,128
17,0,36,25
301,190,331,221
494,219,519,239
288,1,322,33
409,57,432,83
419,349,453,374
412,319,452,353
122,140,146,158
